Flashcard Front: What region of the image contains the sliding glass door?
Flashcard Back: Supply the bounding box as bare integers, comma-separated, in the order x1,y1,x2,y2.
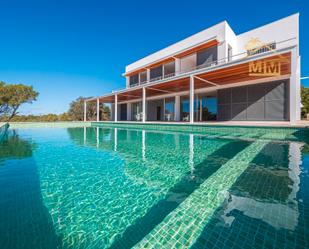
194,94,217,121
164,98,175,121
131,102,142,121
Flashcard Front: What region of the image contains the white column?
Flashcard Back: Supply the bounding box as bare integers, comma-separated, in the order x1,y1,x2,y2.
127,102,132,121
142,130,146,161
175,95,181,121
290,47,301,123
114,128,118,151
142,87,146,123
189,134,194,174
84,101,87,122
96,98,100,122
163,98,166,121
175,58,181,75
96,127,99,148
114,94,118,122
83,126,86,145
189,75,194,124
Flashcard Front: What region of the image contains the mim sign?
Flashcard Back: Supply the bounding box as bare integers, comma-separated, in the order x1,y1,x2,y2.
249,59,282,76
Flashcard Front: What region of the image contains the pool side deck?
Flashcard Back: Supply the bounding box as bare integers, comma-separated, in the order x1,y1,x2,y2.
8,121,92,129
91,121,309,142
91,120,309,128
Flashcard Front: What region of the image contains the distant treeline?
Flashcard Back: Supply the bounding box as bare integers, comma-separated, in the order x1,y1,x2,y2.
0,85,111,122
1,113,73,122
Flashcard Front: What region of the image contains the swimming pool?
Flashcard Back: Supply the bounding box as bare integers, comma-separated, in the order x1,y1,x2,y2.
0,125,308,248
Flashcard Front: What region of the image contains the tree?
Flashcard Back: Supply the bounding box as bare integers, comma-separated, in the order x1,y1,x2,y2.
301,86,309,119
67,97,110,121
101,105,111,120
0,81,39,121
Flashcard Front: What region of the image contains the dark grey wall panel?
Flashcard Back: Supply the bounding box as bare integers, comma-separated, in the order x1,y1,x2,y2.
218,104,231,121
232,86,247,103
232,103,247,120
265,100,286,120
265,81,285,101
247,101,265,120
218,89,231,104
217,80,288,121
248,84,265,102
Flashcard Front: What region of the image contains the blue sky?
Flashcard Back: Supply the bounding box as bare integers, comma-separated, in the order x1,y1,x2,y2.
0,0,308,115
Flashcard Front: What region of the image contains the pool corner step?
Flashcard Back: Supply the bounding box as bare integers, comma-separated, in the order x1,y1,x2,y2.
133,140,268,249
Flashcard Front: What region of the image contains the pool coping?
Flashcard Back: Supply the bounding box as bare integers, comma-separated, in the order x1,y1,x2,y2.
8,121,92,129
91,121,309,143
91,121,309,130
91,120,309,128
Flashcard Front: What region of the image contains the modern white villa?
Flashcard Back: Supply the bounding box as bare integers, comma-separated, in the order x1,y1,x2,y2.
85,13,301,124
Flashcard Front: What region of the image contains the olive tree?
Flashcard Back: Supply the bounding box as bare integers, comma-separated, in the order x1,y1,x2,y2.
0,81,39,121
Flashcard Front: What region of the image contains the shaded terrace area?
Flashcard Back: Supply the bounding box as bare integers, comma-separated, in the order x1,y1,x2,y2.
85,52,291,123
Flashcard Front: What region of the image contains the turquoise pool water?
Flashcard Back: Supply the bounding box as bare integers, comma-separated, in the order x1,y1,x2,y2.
0,126,308,249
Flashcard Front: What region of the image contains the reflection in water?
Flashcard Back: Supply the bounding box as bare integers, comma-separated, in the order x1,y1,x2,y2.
96,127,99,148
142,130,146,161
75,127,251,248
192,141,307,249
189,133,195,174
0,131,34,162
1,127,308,249
0,130,62,249
114,128,118,152
220,142,301,230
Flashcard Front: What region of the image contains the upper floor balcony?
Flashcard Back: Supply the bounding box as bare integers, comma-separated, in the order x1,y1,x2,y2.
125,38,296,89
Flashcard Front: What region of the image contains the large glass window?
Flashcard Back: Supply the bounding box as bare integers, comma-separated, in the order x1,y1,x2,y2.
194,94,217,121
129,74,139,87
163,62,175,78
150,65,163,82
180,54,196,73
164,98,175,121
180,95,217,122
139,71,147,84
180,96,190,121
196,46,218,68
132,102,142,121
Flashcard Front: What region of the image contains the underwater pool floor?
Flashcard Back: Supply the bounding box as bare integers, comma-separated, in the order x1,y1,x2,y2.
0,126,308,249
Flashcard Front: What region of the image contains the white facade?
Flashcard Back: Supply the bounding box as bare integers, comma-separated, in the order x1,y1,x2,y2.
85,14,301,124
125,14,299,75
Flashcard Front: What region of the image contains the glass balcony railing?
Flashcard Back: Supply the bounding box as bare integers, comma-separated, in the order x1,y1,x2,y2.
127,38,296,89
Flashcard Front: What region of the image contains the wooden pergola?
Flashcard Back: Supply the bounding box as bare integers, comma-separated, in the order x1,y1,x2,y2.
85,52,291,123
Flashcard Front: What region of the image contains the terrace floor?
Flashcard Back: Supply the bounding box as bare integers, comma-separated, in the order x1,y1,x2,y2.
91,120,309,128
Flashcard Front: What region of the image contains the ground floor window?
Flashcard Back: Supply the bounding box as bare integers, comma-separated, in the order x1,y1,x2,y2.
120,104,127,121
195,94,217,121
180,95,217,122
164,98,175,121
132,102,142,121
180,96,189,121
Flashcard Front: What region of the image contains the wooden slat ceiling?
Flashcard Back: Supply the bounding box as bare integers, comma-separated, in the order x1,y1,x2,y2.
174,40,219,58
95,52,291,103
125,39,219,76
196,52,291,85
